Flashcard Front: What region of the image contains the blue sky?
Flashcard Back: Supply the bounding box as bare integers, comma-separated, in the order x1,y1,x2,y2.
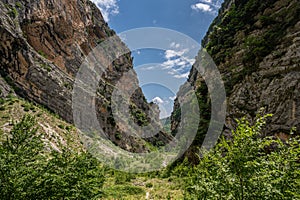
91,0,223,118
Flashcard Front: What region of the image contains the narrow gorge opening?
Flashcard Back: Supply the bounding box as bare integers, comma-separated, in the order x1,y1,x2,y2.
93,0,224,134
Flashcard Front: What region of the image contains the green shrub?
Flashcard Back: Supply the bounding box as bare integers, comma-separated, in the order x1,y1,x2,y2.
57,124,65,129
0,98,5,105
65,126,72,131
8,7,18,18
15,2,22,9
41,63,52,72
146,182,153,188
0,114,105,199
38,50,47,58
22,104,31,112
183,114,300,199
114,171,134,184
115,131,122,140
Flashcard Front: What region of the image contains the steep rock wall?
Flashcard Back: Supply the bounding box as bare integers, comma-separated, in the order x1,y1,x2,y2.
171,0,300,162
0,0,171,152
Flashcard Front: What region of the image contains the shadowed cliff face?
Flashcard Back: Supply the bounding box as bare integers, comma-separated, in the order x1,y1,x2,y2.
171,0,300,163
0,0,171,152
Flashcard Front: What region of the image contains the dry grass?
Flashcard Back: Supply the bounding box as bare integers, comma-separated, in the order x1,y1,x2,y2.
0,96,83,151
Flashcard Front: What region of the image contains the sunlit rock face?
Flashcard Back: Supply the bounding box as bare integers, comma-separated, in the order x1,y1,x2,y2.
171,0,300,163
0,0,172,152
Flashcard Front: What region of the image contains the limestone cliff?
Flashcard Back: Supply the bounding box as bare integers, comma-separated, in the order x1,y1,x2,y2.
171,0,300,162
0,0,170,152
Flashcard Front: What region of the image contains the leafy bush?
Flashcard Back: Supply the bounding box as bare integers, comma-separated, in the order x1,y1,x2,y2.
130,104,149,126
0,115,105,199
115,131,122,140
183,114,300,199
114,171,134,184
57,124,65,129
146,182,153,188
38,50,47,58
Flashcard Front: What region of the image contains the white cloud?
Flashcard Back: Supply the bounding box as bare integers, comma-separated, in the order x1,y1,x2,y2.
201,0,212,3
191,0,222,14
169,96,177,101
174,72,190,79
160,48,195,79
164,49,186,59
91,0,119,22
170,42,181,49
152,97,164,104
191,3,212,12
141,66,156,71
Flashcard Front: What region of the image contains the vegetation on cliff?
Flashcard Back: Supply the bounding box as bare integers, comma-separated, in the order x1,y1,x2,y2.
0,97,299,199
0,113,104,199
0,0,300,199
181,114,300,199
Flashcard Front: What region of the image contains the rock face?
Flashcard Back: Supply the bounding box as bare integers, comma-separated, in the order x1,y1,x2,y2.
171,0,300,162
0,0,171,152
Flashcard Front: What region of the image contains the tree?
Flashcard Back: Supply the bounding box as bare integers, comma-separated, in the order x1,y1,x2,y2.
0,114,105,199
183,114,300,199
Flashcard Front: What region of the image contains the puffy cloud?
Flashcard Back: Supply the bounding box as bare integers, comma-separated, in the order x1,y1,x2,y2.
191,3,212,12
174,72,190,79
135,48,194,79
152,97,164,104
201,0,212,3
91,0,119,22
160,48,195,79
169,96,177,101
170,42,181,49
164,49,187,59
191,0,222,14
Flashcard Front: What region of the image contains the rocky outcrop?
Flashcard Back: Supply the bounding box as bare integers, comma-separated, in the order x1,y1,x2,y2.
0,0,171,152
0,76,14,98
171,0,300,162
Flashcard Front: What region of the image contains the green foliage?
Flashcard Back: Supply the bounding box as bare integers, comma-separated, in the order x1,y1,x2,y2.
172,108,181,123
183,114,300,199
96,38,105,44
41,63,52,72
130,104,149,126
114,171,134,185
146,182,153,188
38,50,47,59
115,131,122,140
21,102,35,112
244,35,270,63
40,150,105,199
57,124,65,129
189,84,210,163
15,2,22,9
0,115,105,199
7,6,18,18
103,185,145,198
205,0,300,94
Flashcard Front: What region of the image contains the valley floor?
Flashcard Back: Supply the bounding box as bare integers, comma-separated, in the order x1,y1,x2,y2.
101,173,184,199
